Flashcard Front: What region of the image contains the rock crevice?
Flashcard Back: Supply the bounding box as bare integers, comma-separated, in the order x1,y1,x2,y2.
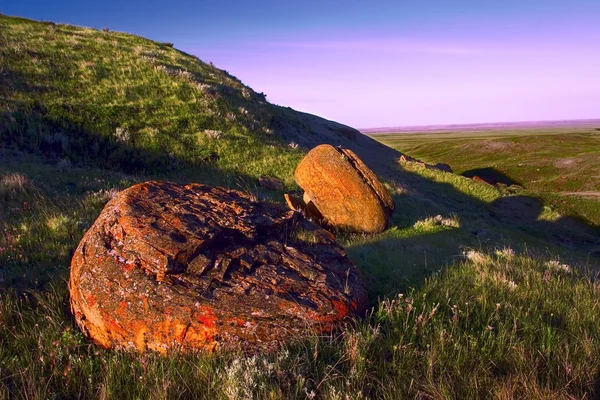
70,181,367,353
292,144,395,233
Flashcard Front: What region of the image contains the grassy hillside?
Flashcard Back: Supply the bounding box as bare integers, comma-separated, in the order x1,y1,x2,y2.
0,14,311,182
2,15,600,399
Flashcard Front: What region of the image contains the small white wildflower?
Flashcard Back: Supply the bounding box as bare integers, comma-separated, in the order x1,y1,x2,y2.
303,388,316,399
413,214,460,230
115,127,130,143
140,55,156,63
177,69,193,81
0,173,31,194
466,249,486,265
545,260,572,273
203,130,222,140
196,82,211,92
495,247,515,259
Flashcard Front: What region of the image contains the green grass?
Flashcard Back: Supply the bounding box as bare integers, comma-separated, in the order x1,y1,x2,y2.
0,14,303,181
374,130,600,225
2,14,600,399
3,236,600,398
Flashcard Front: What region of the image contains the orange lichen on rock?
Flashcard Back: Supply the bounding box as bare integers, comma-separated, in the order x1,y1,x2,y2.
69,181,367,353
294,144,394,233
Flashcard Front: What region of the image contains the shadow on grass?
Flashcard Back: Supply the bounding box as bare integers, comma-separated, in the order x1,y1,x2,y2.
0,102,269,293
0,153,267,294
343,142,600,303
461,167,521,186
0,94,268,184
1,82,599,305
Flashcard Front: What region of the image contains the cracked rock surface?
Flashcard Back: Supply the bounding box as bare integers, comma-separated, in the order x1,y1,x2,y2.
69,181,367,353
294,144,395,233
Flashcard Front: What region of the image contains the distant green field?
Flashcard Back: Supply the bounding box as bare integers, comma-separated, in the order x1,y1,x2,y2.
373,129,600,225
369,125,600,141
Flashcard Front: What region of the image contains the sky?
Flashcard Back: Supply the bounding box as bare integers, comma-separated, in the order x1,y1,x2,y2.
3,1,600,128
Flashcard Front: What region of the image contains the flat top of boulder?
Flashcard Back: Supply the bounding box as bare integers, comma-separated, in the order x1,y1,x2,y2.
70,181,367,353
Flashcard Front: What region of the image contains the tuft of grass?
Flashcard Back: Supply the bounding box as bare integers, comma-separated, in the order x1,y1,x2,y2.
0,172,33,199
413,214,461,231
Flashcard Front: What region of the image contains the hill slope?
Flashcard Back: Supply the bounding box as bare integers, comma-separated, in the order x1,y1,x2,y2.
0,14,398,179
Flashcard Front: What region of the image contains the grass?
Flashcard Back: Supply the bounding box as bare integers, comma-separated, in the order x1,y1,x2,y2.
1,14,600,399
373,129,600,225
3,238,600,398
0,14,303,181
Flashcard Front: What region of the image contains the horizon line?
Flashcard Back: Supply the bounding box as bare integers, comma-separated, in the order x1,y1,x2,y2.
359,117,600,133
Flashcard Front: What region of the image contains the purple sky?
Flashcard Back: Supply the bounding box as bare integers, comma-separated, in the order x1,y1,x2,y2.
177,3,600,128
4,0,600,128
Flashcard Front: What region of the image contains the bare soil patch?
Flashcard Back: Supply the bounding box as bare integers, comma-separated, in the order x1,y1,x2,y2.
554,158,580,168
560,191,600,198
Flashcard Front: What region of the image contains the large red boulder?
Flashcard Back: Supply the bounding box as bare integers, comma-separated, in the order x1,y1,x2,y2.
294,144,394,233
69,181,367,353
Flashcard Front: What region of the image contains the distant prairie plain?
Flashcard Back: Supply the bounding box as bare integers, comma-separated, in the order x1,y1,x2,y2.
362,119,600,137
370,118,600,225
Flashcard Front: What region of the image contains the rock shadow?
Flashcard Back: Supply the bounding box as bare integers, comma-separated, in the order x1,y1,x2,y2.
337,135,600,302
2,64,599,301
461,167,521,187
0,99,269,293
